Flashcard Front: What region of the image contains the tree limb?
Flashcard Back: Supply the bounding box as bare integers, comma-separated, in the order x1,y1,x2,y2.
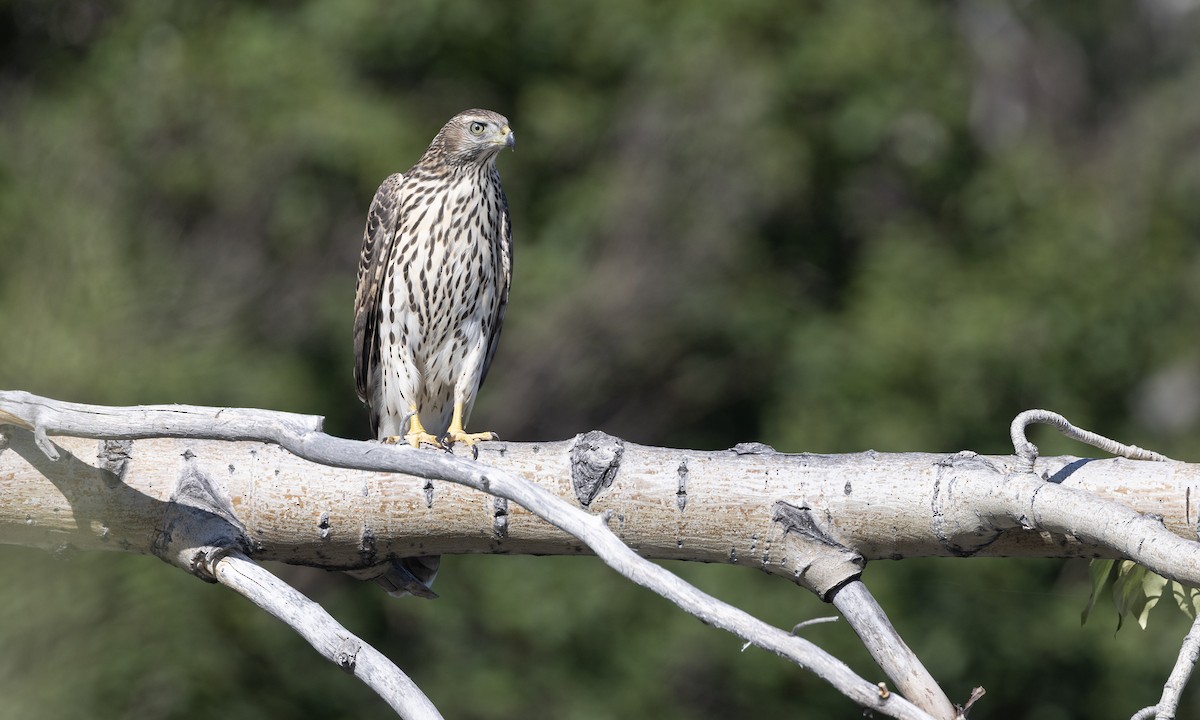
0,391,943,719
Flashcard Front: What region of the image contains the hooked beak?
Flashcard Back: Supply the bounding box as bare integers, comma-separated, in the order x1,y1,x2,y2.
502,125,515,151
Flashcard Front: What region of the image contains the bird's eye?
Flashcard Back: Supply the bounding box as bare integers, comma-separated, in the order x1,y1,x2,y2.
469,121,486,136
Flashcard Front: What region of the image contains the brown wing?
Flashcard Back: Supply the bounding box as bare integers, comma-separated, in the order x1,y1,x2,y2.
478,186,512,389
353,173,404,426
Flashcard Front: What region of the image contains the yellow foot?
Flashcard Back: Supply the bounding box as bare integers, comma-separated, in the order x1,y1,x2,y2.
442,399,498,448
443,429,499,447
402,431,444,449
382,411,447,449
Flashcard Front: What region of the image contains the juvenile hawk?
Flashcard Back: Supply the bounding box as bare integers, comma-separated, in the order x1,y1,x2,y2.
352,109,514,597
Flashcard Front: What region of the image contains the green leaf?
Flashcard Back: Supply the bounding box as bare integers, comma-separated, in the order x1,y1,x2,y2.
1133,569,1168,630
1112,560,1149,632
1082,559,1118,626
1172,581,1200,619
1086,561,1191,632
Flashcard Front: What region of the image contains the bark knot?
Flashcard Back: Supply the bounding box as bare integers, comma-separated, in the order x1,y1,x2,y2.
98,439,133,487
335,637,361,673
493,497,509,538
772,501,845,550
569,430,624,507
156,457,249,581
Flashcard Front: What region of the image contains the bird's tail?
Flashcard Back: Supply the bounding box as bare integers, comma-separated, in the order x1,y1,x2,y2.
348,555,441,599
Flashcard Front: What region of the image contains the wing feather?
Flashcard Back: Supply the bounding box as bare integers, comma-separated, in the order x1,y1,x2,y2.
478,187,512,388
353,173,405,433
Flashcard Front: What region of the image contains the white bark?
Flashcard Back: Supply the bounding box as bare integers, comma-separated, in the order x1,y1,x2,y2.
3,418,1196,572
832,580,956,718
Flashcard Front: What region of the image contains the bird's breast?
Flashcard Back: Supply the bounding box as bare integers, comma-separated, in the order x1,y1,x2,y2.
381,172,506,374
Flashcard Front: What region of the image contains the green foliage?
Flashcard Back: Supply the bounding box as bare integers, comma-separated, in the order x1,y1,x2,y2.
1084,560,1200,632
2,1,1200,717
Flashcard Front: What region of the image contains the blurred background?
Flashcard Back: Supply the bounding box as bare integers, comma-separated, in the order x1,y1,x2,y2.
2,1,1200,717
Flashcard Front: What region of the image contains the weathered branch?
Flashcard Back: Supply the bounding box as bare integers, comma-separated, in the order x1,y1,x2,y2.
213,551,442,720
4,417,1197,571
832,580,956,719
0,391,943,719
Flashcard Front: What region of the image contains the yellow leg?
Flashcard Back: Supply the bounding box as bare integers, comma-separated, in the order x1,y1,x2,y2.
382,407,443,448
444,400,498,447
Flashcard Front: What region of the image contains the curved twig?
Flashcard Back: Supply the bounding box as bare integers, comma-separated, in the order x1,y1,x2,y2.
1010,409,1170,474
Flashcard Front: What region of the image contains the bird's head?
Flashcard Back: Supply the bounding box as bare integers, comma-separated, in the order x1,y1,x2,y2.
428,109,515,167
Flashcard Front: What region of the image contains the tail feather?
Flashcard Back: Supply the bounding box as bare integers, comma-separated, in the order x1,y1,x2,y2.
349,556,441,599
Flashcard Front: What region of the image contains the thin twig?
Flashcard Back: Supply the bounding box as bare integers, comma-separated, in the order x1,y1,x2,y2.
960,687,985,716
213,551,442,720
742,616,839,650
1131,608,1200,720
1010,409,1170,474
792,616,840,633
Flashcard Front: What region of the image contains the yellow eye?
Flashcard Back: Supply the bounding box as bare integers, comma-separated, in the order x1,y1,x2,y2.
469,121,486,135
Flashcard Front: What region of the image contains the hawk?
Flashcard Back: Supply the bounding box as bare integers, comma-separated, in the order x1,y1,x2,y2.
352,109,515,597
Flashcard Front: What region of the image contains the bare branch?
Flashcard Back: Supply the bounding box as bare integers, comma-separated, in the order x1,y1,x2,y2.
832,580,959,720
1130,609,1200,720
930,460,1199,594
4,432,1197,569
212,551,442,720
